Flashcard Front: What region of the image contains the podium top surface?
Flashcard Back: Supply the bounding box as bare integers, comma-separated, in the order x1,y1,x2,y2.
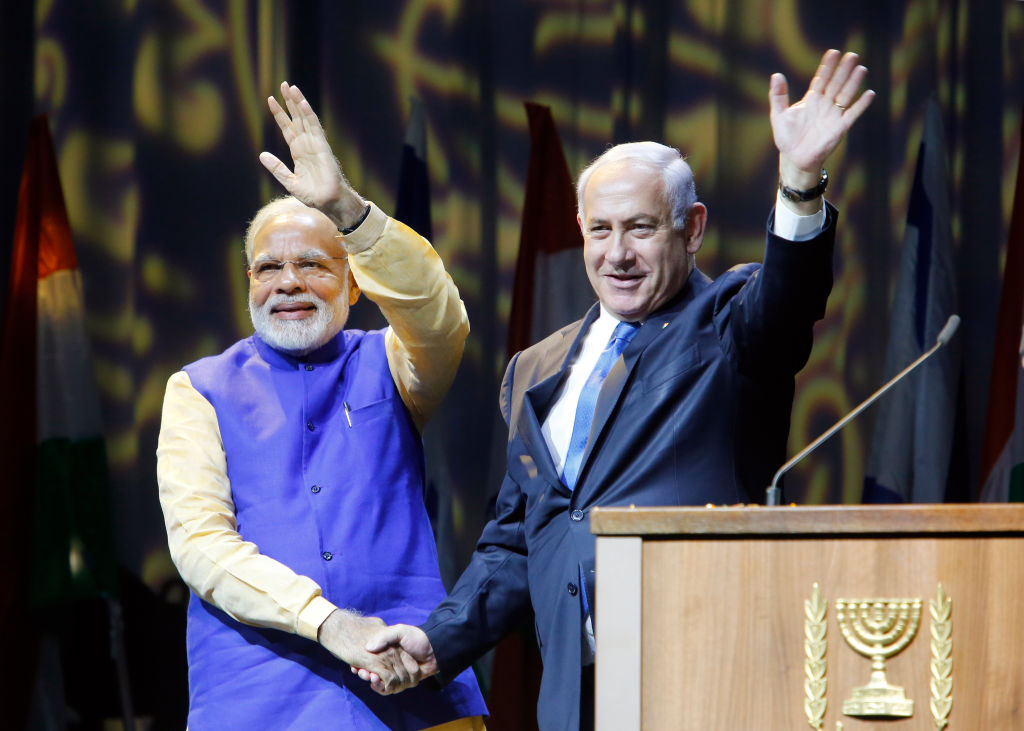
589,503,1024,536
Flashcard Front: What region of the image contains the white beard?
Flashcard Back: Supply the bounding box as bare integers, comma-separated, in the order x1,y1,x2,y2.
249,292,345,355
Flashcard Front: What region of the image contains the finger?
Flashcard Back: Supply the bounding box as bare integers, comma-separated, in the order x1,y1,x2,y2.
768,72,790,118
386,649,413,690
266,95,297,142
258,151,294,186
369,663,397,692
283,85,304,128
838,88,876,127
823,52,861,103
298,98,325,138
399,648,422,683
366,626,405,653
807,49,841,95
289,83,317,126
283,83,319,140
291,91,326,142
351,648,397,685
834,64,868,108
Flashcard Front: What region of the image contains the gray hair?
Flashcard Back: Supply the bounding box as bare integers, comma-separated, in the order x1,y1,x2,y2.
576,142,698,230
243,196,311,264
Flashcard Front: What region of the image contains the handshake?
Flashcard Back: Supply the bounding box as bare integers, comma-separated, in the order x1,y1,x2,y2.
317,609,438,695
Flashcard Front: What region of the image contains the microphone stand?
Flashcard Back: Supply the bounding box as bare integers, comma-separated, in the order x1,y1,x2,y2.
765,315,961,506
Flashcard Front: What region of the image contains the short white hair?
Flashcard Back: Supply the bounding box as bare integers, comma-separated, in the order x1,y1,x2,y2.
576,142,698,229
243,196,311,264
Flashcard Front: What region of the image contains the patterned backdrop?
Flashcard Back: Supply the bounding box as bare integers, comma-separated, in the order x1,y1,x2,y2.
2,0,1023,722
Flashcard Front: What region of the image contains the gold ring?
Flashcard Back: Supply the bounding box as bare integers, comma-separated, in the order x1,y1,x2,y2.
834,102,847,110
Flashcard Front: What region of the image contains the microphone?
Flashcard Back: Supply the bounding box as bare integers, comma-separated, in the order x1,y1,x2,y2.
764,314,961,506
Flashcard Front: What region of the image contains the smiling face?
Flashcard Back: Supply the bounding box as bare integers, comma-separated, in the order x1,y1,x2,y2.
247,207,351,355
579,160,706,322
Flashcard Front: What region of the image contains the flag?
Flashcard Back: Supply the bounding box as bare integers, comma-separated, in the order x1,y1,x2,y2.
0,116,45,731
23,116,119,605
390,97,462,584
863,98,962,503
395,97,433,242
389,97,468,591
978,107,1024,502
486,102,595,731
0,115,120,726
506,102,591,356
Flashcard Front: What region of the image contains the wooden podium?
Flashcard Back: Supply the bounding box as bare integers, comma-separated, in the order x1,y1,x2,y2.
591,504,1024,730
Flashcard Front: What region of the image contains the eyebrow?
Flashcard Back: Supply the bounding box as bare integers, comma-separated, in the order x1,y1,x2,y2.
586,214,662,226
252,248,332,264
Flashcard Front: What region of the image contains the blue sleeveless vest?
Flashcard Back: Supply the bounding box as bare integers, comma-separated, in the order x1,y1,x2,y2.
182,330,485,730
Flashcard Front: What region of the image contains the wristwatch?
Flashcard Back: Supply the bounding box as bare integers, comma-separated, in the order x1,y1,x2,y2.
779,169,828,202
340,204,371,234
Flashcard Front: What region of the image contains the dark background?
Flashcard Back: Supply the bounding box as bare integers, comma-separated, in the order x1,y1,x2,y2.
2,0,1023,726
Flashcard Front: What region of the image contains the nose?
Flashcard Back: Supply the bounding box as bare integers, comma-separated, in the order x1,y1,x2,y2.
605,230,634,268
274,261,307,293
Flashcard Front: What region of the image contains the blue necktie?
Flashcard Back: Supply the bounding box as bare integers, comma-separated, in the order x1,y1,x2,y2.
561,320,640,490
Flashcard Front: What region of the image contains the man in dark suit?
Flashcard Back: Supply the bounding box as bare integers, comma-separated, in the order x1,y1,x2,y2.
361,49,874,729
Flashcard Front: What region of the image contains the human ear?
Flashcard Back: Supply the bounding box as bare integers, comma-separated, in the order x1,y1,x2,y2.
684,203,708,255
348,271,361,305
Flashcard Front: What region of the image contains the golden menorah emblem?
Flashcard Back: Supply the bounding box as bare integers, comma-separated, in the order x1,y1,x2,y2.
835,597,922,718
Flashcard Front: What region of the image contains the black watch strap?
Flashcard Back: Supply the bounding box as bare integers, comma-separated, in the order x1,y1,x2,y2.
779,169,828,202
340,204,371,234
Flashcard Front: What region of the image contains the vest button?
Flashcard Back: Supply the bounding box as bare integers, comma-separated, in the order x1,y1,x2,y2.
311,484,321,494
321,551,333,561
567,582,578,596
307,421,315,431
305,364,314,371
570,509,584,521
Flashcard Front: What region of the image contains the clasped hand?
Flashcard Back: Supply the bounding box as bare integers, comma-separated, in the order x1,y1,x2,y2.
354,622,438,696
319,610,436,695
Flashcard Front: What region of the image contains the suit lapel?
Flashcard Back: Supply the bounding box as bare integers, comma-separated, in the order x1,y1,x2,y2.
577,273,707,485
515,306,600,490
519,372,567,488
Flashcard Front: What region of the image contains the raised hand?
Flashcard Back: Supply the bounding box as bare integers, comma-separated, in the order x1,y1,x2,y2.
317,610,418,694
352,623,439,696
769,49,875,187
259,81,366,229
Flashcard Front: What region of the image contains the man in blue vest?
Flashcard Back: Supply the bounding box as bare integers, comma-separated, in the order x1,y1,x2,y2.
156,83,487,729
359,49,875,730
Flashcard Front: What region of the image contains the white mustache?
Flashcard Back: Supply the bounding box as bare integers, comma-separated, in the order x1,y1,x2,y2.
263,293,324,310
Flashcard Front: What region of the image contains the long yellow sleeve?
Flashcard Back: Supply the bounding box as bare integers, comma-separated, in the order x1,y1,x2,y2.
343,203,469,431
156,371,336,640
156,204,468,637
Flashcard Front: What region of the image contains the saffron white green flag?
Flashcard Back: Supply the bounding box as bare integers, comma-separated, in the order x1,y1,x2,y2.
1,114,122,729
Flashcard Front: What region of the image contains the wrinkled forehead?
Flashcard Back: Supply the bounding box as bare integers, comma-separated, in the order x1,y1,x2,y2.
251,209,345,260
582,160,669,220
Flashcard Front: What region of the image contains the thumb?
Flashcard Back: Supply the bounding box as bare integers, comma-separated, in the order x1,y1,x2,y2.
259,151,293,186
365,625,406,653
768,72,790,118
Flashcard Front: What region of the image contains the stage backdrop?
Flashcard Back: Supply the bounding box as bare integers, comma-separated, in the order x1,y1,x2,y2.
1,0,1023,724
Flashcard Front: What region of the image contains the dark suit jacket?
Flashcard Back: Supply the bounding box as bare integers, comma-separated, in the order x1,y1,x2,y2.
422,206,837,729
